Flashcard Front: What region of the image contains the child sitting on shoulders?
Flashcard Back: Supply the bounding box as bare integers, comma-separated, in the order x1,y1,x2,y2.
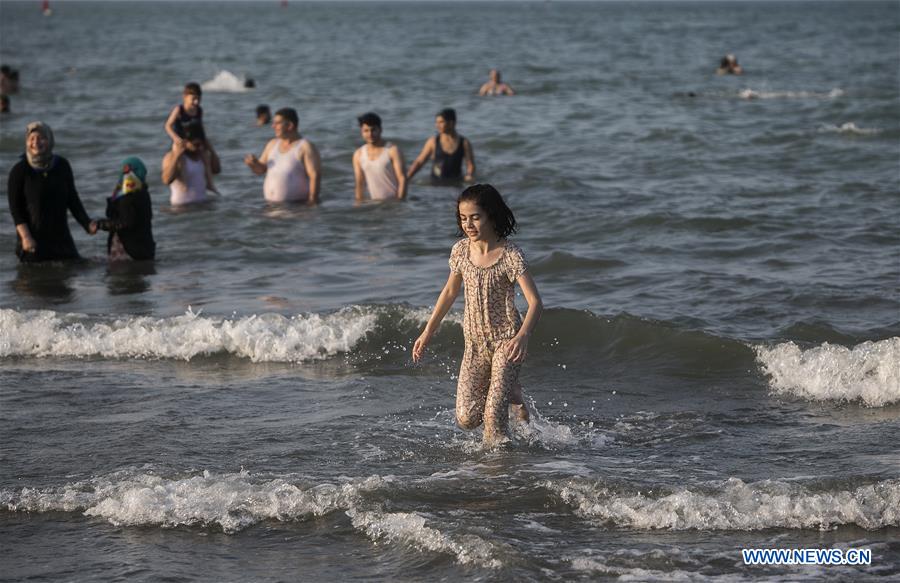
164,82,219,193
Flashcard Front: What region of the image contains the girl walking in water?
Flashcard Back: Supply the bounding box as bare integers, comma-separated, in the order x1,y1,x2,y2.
413,184,543,445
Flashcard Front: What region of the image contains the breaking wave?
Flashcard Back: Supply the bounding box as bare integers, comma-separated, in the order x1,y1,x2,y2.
0,307,376,362
549,477,900,531
755,338,900,407
1,470,386,534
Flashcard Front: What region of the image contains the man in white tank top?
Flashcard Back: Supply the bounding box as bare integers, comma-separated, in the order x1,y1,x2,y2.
352,112,407,202
161,126,221,206
244,107,321,205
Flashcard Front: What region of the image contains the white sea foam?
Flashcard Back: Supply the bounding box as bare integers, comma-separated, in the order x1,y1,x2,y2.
513,400,580,449
0,307,376,362
755,338,900,407
739,87,844,100
1,470,386,533
201,70,250,93
550,477,900,531
346,508,502,568
819,122,882,135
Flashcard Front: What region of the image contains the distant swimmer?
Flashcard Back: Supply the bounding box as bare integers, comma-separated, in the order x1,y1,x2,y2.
244,107,322,205
95,157,155,261
717,54,743,75
164,82,219,193
413,184,543,445
1,65,20,95
407,108,475,186
162,124,221,206
353,112,407,202
256,104,271,126
479,69,515,96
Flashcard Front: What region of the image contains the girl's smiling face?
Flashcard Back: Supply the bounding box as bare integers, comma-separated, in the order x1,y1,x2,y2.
458,200,497,242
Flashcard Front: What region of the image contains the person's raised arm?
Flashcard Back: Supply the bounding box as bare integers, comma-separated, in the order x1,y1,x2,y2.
8,165,36,252
352,148,366,202
161,143,184,185
478,82,490,96
463,138,476,182
390,144,408,199
506,272,543,362
412,271,462,362
406,137,434,179
243,140,272,176
164,105,182,146
302,141,322,205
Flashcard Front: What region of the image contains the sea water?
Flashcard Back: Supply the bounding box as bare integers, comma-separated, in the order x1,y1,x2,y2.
1,1,898,580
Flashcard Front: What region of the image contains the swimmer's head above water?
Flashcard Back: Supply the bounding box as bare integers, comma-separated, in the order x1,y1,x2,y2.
436,108,457,134
357,111,383,144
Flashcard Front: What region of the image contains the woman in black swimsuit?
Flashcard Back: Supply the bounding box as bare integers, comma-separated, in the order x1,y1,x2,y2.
407,108,476,186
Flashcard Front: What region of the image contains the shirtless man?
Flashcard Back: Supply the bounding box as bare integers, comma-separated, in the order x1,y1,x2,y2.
479,69,515,96
244,107,321,205
407,108,475,185
161,125,221,206
352,112,407,202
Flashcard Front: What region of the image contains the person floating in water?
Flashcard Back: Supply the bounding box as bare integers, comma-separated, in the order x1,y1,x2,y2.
164,82,219,193
95,157,155,261
1,64,20,95
479,69,515,96
162,124,221,206
717,54,743,75
413,184,543,446
407,108,476,186
7,122,98,262
256,104,271,126
353,112,407,202
244,107,321,205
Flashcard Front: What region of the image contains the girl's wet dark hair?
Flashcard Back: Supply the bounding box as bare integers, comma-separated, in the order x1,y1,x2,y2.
456,184,517,239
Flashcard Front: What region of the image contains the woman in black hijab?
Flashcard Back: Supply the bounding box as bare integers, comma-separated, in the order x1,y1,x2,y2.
7,121,97,261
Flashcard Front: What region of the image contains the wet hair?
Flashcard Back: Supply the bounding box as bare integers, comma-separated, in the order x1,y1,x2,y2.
183,82,202,97
275,107,299,128
720,57,731,68
0,65,10,75
0,95,9,113
456,184,517,239
244,78,256,88
256,104,271,117
357,112,382,129
437,108,457,123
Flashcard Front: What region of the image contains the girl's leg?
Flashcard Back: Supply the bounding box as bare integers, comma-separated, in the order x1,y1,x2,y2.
202,151,219,194
509,382,530,423
483,343,522,444
455,342,491,430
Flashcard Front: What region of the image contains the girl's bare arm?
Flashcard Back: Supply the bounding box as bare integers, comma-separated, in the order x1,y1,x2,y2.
413,272,462,362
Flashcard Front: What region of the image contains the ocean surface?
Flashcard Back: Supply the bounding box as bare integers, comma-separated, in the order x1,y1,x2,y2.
1,1,898,580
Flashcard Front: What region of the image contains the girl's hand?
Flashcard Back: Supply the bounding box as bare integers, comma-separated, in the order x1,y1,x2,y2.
506,334,529,363
412,330,432,363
